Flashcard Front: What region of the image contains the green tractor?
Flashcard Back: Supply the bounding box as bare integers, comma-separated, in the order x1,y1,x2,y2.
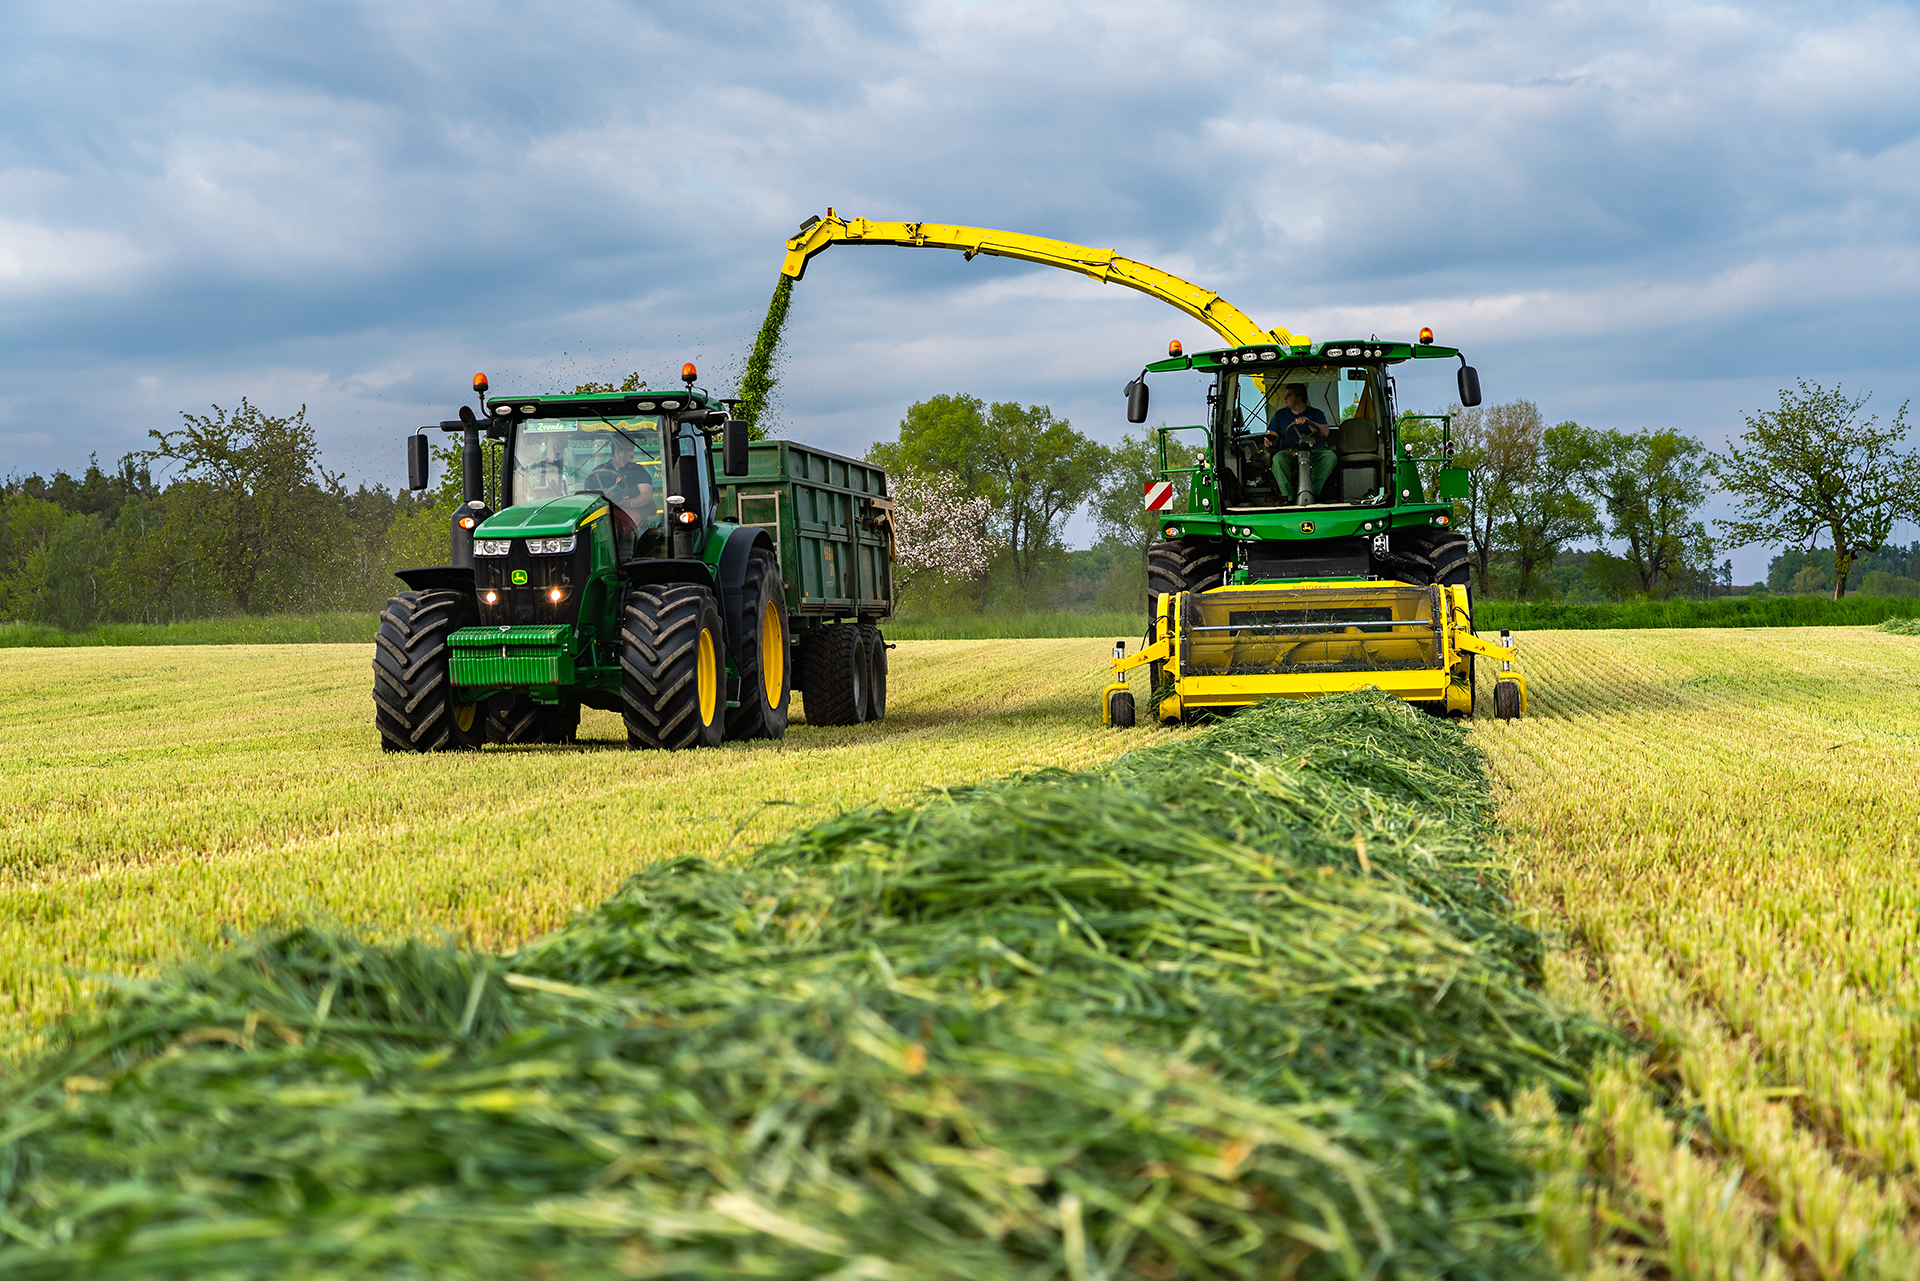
376,366,894,752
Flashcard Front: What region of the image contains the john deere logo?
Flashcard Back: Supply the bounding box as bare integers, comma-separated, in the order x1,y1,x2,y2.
1299,520,1316,534
510,569,528,585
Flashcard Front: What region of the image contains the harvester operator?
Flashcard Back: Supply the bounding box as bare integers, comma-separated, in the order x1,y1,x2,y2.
1265,383,1337,504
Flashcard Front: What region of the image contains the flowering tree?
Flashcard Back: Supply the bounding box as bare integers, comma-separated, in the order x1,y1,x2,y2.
888,467,993,600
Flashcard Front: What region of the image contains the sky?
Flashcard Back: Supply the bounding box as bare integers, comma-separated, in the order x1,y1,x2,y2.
3,0,1917,582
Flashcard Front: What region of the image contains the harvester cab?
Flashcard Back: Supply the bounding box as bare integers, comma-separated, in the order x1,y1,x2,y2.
1102,335,1526,727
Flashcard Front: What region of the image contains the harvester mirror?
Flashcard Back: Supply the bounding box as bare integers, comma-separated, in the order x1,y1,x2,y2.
406,434,430,491
722,419,751,476
1125,378,1149,424
1457,365,1483,407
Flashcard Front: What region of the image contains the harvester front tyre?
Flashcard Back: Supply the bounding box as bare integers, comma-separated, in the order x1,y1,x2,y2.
799,624,866,726
859,623,888,721
725,548,792,742
1146,540,1228,626
373,589,485,753
1494,679,1522,721
1109,689,1136,728
620,585,727,751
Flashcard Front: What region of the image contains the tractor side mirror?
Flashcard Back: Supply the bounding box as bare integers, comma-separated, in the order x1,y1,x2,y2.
406,433,430,491
722,419,751,476
1457,365,1483,408
1125,379,1149,424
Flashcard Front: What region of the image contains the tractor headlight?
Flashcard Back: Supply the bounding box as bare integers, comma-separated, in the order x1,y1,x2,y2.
527,536,577,555
474,539,512,556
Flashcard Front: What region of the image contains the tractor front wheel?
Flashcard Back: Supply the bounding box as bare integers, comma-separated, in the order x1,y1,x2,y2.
725,548,792,742
373,589,485,753
620,584,727,750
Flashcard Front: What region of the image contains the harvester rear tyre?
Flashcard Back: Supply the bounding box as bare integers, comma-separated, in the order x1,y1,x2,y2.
859,623,888,721
1494,679,1522,721
1381,529,1472,591
1146,540,1228,626
724,548,791,742
799,624,865,726
373,589,485,753
488,695,579,745
620,585,727,751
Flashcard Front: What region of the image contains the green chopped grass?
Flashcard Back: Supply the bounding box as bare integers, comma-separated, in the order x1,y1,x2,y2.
0,694,1604,1279
1879,615,1920,635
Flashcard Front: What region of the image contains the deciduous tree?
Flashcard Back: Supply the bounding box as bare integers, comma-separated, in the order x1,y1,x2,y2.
1715,381,1920,601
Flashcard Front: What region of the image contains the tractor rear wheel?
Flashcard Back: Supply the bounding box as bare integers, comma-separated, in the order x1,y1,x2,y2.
1146,540,1229,627
620,584,727,750
859,623,888,721
373,589,485,753
488,695,579,745
725,548,791,742
799,624,865,726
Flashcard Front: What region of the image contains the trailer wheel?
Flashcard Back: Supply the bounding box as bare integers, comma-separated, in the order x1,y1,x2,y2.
488,695,579,745
1494,679,1522,721
620,584,727,750
373,589,485,753
726,548,792,742
859,623,888,721
799,624,865,726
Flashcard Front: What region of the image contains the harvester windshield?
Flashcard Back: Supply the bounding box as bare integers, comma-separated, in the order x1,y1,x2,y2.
1220,364,1389,511
511,418,668,538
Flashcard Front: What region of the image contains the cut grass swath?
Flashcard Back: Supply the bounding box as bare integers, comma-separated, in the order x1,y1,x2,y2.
0,693,1604,1280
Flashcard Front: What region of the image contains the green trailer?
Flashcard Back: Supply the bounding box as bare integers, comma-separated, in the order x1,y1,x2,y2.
712,438,895,726
375,368,894,755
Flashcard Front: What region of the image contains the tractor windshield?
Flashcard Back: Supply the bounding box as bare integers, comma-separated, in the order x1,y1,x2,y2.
511,418,668,537
1219,366,1389,511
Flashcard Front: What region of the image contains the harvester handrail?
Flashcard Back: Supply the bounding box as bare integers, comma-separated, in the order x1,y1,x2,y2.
782,211,1305,350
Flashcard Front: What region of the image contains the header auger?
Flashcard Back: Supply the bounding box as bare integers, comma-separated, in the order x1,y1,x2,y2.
780,209,1528,725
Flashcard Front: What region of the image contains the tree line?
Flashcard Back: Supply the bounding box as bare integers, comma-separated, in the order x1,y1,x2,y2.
2,379,1913,630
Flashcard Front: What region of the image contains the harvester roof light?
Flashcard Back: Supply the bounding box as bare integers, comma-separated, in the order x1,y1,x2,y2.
472,373,489,394
1168,339,1183,357
1419,327,1433,344
494,405,513,416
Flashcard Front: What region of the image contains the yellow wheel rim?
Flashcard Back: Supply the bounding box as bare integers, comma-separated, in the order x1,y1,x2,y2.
453,701,477,733
760,602,785,709
696,628,718,726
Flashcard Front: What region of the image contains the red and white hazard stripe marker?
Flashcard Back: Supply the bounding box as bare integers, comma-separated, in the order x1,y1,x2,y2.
1143,480,1175,511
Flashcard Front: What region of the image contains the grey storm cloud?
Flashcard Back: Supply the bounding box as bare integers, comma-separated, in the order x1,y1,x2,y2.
2,0,1916,574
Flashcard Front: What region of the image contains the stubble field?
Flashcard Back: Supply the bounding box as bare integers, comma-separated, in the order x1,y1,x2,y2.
7,624,1920,1279
0,639,1187,1040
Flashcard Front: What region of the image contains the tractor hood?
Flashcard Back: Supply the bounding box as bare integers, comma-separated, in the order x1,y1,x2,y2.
476,493,608,539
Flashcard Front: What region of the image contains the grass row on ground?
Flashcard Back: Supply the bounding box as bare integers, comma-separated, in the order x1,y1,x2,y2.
0,694,1602,1279
1478,624,1920,1278
0,640,1183,1039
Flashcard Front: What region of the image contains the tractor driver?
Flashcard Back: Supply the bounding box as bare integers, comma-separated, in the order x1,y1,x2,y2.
1264,383,1337,504
586,436,657,525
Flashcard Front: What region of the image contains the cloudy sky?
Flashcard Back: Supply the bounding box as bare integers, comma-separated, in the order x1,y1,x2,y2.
4,0,1917,579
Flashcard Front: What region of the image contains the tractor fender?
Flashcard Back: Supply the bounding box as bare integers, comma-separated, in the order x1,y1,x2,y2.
618,559,716,589
715,526,776,664
394,565,475,593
